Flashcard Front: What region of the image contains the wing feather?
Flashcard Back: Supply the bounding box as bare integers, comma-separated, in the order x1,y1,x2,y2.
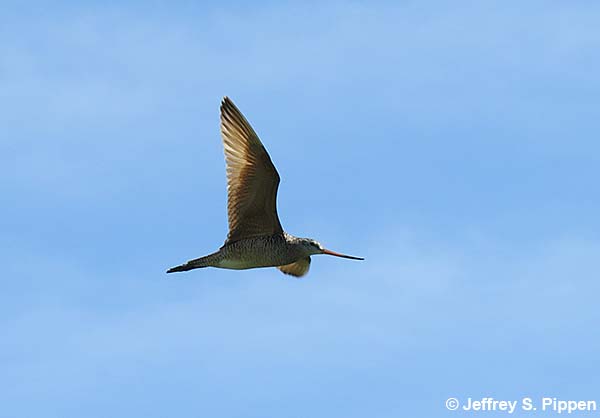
220,97,283,243
277,257,311,277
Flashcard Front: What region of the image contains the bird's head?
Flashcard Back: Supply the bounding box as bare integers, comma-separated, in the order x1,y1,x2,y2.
298,238,364,260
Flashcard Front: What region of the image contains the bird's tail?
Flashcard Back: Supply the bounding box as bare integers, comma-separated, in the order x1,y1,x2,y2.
166,253,219,273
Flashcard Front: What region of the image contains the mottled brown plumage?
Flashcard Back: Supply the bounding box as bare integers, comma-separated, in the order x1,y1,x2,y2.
167,97,363,278
221,99,283,243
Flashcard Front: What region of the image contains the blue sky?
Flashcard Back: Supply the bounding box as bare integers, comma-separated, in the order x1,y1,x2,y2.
2,1,600,417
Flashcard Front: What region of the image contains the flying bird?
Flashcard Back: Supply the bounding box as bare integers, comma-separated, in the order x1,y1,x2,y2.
167,97,363,277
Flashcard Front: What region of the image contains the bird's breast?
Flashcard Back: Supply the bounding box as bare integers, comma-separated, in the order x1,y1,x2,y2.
216,235,303,269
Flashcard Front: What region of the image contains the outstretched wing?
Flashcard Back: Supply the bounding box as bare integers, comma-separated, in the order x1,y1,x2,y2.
277,257,311,277
220,97,283,244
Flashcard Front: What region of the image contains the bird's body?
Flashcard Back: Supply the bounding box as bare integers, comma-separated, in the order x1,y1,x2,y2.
167,97,363,277
169,233,309,272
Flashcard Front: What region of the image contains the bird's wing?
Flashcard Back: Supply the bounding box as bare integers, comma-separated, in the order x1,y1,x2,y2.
220,97,284,244
277,257,311,277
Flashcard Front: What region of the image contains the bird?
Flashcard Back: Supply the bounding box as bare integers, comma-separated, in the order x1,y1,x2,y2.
167,97,363,277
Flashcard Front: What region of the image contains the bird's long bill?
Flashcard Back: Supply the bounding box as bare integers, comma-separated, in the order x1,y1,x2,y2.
322,248,364,260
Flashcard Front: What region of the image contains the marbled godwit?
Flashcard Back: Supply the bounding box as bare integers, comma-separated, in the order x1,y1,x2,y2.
167,97,363,277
